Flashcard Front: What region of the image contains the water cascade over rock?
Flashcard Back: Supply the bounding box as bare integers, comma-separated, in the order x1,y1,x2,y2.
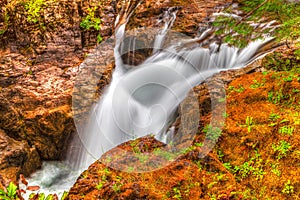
24,1,279,197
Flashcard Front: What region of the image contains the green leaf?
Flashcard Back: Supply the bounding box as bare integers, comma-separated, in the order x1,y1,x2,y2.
0,188,6,195
0,195,10,200
6,182,17,198
61,191,68,200
45,194,53,200
39,193,46,200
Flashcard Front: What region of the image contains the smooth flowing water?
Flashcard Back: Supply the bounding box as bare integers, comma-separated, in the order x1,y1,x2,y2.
23,3,278,198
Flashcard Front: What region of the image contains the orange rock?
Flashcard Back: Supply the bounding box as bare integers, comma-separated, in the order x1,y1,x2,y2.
20,174,28,186
26,185,40,191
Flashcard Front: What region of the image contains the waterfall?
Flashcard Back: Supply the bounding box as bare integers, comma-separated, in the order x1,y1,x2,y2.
74,8,276,170
23,2,279,198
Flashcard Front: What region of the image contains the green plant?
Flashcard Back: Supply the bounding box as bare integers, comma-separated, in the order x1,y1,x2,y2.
207,181,218,189
234,162,253,179
136,153,149,163
216,173,227,181
228,85,245,93
172,187,182,200
61,192,68,200
0,182,18,200
194,160,203,171
24,0,45,23
223,162,233,172
112,182,122,193
268,89,291,104
250,79,265,89
203,125,222,141
269,113,280,121
234,151,265,180
282,180,294,195
80,6,103,43
208,193,217,200
272,140,292,159
283,75,294,82
153,148,175,161
278,125,294,135
218,97,226,102
270,163,281,177
194,142,203,147
222,112,229,118
0,13,10,35
29,191,68,200
95,182,104,190
264,51,300,72
217,149,224,160
212,0,300,48
240,116,254,132
292,88,300,93
180,146,196,154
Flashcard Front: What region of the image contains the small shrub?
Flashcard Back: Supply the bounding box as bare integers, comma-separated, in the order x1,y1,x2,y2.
282,180,294,195
203,125,222,141
80,6,103,43
240,116,254,132
278,126,294,135
0,182,18,200
272,140,292,159
24,0,45,23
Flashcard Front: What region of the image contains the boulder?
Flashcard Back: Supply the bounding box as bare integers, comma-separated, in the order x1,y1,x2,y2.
0,129,41,186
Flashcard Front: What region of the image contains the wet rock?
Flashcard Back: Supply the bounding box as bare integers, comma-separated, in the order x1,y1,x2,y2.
0,53,76,159
126,0,232,36
0,129,41,186
0,0,116,171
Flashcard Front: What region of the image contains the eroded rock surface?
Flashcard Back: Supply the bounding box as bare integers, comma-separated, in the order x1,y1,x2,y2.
0,129,41,186
0,0,116,183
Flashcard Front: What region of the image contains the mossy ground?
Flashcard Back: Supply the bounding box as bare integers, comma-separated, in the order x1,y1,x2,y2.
67,48,300,200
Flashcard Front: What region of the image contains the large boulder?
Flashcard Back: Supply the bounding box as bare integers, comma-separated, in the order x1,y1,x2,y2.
0,129,41,186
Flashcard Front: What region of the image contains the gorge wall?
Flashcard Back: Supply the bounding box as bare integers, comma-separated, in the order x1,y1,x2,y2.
0,0,231,186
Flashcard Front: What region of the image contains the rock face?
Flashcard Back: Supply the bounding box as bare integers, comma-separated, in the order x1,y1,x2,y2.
0,129,41,186
0,51,76,160
0,0,116,184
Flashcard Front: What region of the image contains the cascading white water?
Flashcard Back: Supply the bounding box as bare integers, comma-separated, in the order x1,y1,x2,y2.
23,3,278,198
76,11,276,168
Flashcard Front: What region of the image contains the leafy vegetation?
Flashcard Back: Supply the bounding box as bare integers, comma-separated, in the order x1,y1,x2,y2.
0,182,18,200
80,6,103,43
270,163,281,177
249,79,265,89
278,125,294,135
228,85,245,93
24,0,45,24
272,140,292,159
240,116,254,132
0,180,68,200
29,191,68,200
203,125,223,141
282,180,294,195
233,151,266,180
